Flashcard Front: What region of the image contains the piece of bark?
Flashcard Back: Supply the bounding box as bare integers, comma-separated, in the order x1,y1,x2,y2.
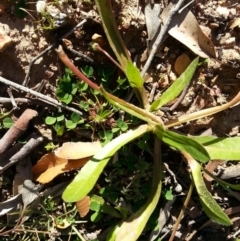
0,109,38,155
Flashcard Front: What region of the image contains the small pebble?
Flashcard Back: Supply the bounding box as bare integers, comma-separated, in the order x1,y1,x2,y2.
174,184,183,193
32,33,38,39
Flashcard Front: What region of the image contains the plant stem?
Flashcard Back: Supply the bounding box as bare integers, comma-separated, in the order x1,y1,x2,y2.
93,43,124,72
168,181,194,241
165,91,240,128
71,226,86,241
55,46,100,91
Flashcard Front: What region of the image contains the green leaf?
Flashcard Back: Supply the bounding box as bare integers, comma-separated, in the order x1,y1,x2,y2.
125,61,148,107
155,125,210,162
91,195,121,218
95,0,131,70
53,123,65,136
56,114,64,122
151,57,199,111
193,136,240,160
62,124,151,202
188,156,232,226
71,113,81,123
2,117,14,129
90,201,101,212
91,211,101,222
45,116,57,125
163,189,174,201
126,61,143,89
79,101,89,111
81,65,94,77
78,81,88,92
65,120,77,129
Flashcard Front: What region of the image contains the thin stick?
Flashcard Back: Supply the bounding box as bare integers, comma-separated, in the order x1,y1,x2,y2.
0,134,44,173
22,45,53,86
71,226,86,241
168,180,194,241
7,88,18,110
0,76,83,115
22,19,87,86
169,82,190,111
0,97,30,104
141,0,186,76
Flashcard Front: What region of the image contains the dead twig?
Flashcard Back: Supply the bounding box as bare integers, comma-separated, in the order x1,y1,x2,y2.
0,97,31,104
0,109,37,155
169,82,190,111
0,76,83,115
7,88,18,110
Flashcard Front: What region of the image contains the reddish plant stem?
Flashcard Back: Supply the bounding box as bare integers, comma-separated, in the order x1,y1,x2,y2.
93,43,124,72
55,46,100,91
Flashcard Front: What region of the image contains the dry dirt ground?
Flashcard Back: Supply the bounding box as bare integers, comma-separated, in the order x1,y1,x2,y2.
0,0,240,240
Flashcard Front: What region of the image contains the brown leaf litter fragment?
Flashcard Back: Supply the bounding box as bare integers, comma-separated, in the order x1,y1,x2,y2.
161,3,216,58
0,109,38,155
76,196,90,218
32,141,102,183
174,53,191,76
55,141,102,159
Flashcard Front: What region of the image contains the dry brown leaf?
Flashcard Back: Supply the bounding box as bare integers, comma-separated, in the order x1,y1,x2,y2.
76,196,90,218
32,141,102,183
229,18,240,29
174,53,191,76
161,4,216,58
55,141,102,159
32,153,91,183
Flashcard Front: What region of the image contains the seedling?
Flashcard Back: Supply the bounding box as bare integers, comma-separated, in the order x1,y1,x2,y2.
45,112,84,136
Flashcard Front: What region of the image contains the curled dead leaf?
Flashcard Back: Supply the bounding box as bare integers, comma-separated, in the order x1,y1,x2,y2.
161,3,216,58
32,141,102,183
76,196,90,218
55,141,102,159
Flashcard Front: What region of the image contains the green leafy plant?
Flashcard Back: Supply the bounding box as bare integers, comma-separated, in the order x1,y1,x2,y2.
54,0,240,240
56,68,80,104
2,117,14,129
45,112,84,136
